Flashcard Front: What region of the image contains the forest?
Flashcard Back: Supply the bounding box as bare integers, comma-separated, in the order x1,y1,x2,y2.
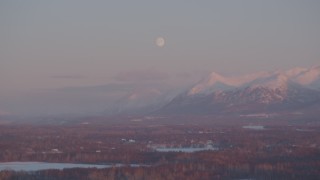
0,116,319,179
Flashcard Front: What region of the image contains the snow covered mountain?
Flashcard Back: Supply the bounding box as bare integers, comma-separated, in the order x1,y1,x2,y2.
107,86,185,115
159,66,320,115
109,88,172,115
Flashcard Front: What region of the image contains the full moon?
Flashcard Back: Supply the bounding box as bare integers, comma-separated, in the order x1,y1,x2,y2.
155,37,165,47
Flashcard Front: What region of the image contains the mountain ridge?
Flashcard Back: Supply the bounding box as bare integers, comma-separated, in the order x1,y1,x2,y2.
157,66,320,115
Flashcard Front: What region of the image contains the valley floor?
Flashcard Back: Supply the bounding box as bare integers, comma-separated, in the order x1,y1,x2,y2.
0,116,319,179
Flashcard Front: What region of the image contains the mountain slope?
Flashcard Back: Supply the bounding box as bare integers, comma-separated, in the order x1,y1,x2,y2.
158,66,320,115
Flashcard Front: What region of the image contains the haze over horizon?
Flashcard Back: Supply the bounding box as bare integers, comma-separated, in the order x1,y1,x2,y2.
1,1,320,116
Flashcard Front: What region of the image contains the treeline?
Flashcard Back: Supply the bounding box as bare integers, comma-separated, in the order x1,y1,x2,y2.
1,151,320,180
1,160,320,180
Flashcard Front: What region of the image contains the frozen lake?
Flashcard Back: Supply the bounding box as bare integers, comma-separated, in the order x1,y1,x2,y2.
0,162,115,171
155,147,218,153
242,125,265,130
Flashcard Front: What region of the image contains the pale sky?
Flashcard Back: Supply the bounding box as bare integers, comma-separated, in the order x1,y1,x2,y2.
1,0,320,116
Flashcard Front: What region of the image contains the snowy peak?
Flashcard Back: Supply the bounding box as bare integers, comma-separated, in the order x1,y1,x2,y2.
160,65,320,115
283,67,307,77
188,71,270,95
249,73,289,91
294,66,320,87
188,72,232,95
188,66,320,96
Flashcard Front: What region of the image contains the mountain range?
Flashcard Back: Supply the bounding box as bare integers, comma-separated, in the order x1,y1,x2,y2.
2,66,319,120
156,66,320,115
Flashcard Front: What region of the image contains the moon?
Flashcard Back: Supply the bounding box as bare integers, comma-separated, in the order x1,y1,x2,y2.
155,37,165,47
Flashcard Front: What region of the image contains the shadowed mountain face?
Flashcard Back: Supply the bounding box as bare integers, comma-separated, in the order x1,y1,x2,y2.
158,66,320,115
